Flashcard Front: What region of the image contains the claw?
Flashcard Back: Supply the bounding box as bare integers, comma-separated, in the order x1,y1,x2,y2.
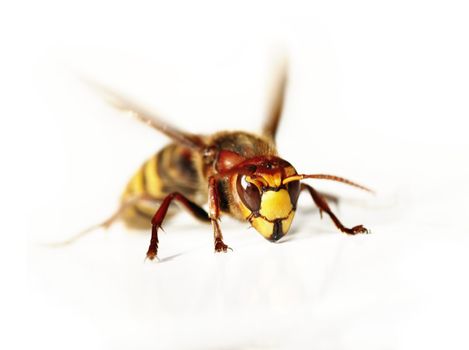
146,250,157,260
343,224,369,235
214,239,230,253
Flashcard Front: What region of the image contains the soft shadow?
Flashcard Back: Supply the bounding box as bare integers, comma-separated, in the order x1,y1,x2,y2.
145,251,189,264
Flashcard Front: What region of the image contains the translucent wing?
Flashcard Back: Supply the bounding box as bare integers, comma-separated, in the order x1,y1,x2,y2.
83,79,206,152
261,58,288,142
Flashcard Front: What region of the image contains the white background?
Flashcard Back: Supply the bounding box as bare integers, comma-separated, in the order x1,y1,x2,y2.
2,0,469,349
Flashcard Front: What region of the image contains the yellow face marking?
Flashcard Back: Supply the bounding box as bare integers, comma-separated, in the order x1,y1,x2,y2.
246,176,267,189
250,217,274,239
233,171,298,240
281,211,295,234
249,210,296,239
259,189,292,221
283,175,303,185
262,173,283,188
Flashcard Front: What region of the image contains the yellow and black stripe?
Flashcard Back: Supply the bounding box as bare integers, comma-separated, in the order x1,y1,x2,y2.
120,143,206,228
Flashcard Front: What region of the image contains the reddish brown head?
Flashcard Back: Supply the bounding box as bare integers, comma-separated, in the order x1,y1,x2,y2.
219,153,301,242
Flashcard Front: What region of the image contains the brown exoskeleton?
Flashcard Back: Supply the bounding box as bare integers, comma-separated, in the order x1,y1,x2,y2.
75,65,371,260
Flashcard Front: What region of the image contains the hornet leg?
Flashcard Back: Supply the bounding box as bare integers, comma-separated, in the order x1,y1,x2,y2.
318,191,339,207
53,194,155,246
301,184,368,235
146,192,210,260
208,177,231,252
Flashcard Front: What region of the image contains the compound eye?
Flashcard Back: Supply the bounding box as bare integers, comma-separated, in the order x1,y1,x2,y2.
287,180,300,208
236,175,261,212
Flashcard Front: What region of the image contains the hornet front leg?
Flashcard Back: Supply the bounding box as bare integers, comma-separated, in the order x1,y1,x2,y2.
301,183,369,235
146,192,210,260
208,176,231,252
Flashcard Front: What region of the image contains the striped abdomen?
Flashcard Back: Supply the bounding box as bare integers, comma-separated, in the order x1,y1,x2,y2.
121,143,206,228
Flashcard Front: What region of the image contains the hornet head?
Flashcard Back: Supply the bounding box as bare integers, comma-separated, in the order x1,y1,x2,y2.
232,156,301,242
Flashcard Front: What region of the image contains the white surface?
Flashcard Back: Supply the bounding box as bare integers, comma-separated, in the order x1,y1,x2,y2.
2,0,469,349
